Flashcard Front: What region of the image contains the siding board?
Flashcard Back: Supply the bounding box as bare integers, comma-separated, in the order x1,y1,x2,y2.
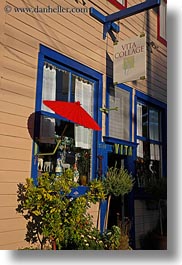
5,14,106,70
0,206,21,219
0,123,30,140
0,135,31,151
3,55,37,80
0,159,31,171
0,101,32,118
1,79,35,99
0,89,34,108
0,183,21,195
0,170,30,183
0,147,31,161
0,112,31,128
0,230,26,248
0,219,26,233
0,195,19,207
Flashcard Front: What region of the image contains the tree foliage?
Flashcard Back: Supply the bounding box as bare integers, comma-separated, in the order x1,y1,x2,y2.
103,166,134,197
16,170,106,250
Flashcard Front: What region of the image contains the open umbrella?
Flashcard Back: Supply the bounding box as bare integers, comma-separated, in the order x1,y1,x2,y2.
43,100,101,131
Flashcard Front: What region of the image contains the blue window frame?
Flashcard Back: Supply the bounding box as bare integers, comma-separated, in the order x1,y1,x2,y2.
31,45,103,183
135,91,167,188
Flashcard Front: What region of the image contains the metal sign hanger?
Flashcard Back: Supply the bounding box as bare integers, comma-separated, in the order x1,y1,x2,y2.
90,0,161,40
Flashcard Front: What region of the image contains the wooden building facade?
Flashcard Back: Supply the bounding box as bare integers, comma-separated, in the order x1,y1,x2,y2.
0,0,167,249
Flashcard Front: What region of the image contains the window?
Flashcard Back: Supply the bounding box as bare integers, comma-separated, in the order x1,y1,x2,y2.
136,101,163,188
33,46,102,184
108,85,131,141
157,0,167,46
108,0,127,9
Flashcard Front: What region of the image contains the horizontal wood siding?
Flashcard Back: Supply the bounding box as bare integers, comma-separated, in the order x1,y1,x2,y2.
0,0,167,249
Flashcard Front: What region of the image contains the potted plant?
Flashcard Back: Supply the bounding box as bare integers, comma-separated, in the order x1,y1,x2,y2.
77,150,91,185
102,165,134,248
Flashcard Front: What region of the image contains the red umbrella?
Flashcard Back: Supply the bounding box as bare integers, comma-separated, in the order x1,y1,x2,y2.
43,100,101,131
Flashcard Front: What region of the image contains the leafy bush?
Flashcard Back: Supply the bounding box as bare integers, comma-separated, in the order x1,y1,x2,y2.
102,225,121,250
103,166,134,197
16,170,107,250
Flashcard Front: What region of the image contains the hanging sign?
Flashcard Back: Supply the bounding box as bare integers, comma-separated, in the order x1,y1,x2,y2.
113,35,146,83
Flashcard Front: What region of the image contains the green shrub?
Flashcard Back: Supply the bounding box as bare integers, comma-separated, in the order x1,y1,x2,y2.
16,171,107,250
103,166,134,197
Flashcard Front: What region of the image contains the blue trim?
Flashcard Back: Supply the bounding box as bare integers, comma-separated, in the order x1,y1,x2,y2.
89,7,120,39
32,45,103,182
134,94,137,145
135,90,167,110
95,79,104,180
136,135,162,145
103,136,138,148
40,110,69,122
68,186,89,199
100,200,108,233
31,52,44,183
45,58,97,85
40,45,102,80
106,0,160,23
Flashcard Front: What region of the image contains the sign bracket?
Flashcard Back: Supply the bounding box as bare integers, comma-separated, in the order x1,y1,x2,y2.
89,0,161,40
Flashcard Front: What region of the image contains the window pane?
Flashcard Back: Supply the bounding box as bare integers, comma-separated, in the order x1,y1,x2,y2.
74,78,94,150
109,86,130,140
56,69,70,102
136,141,161,187
37,114,92,183
150,143,160,161
41,64,70,112
137,139,143,158
71,74,76,101
142,104,148,138
40,63,95,183
41,64,56,112
149,108,160,141
137,103,148,137
117,0,125,5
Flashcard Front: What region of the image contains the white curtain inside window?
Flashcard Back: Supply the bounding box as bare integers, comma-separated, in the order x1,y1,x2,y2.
137,139,143,158
41,65,56,112
40,65,56,144
150,144,160,161
75,78,93,149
